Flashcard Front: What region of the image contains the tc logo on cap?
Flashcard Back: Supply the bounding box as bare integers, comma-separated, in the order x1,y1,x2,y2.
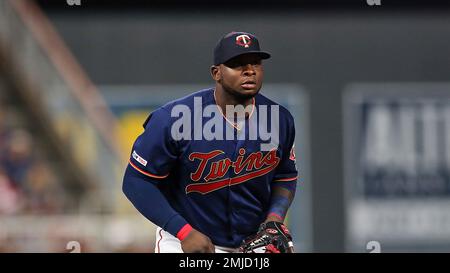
236,34,252,48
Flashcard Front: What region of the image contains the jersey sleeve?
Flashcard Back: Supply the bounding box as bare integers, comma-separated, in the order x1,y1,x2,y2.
273,113,298,183
128,108,178,180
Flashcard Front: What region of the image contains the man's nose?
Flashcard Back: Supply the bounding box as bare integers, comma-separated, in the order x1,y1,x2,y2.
242,64,256,76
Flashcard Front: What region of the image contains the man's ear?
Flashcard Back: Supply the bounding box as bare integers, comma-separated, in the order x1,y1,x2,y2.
210,65,220,81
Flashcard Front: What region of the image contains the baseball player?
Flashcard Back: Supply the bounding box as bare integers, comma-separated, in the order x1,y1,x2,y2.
122,31,298,253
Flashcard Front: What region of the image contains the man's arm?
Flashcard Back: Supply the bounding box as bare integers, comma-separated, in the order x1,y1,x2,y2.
239,183,296,253
123,164,215,253
123,108,215,253
267,110,298,223
265,184,295,223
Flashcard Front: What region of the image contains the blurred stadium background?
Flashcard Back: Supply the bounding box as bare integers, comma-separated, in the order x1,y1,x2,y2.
1,0,450,252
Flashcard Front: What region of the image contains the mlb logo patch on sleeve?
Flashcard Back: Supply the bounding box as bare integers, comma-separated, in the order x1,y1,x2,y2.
132,150,148,167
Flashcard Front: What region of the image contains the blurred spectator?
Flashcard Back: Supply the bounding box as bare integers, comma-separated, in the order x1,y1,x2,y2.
0,105,8,161
2,129,34,188
0,167,21,214
0,98,66,215
23,160,65,213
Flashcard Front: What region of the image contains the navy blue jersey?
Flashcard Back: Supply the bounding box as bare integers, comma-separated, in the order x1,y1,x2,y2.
127,88,298,247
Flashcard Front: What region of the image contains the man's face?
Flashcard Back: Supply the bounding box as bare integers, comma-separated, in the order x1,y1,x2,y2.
212,53,264,100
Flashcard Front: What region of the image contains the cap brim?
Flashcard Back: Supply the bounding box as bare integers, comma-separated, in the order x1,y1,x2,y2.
219,51,271,65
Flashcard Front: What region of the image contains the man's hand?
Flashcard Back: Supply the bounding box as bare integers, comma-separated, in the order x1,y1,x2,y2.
181,228,215,253
239,221,295,253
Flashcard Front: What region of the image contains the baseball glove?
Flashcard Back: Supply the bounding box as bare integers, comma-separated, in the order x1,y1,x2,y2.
238,221,294,253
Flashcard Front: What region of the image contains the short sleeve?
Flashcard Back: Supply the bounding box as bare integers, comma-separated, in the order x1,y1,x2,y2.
128,108,177,179
273,114,298,182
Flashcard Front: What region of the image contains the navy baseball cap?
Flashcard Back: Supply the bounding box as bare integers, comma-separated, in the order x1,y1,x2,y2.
213,31,271,65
